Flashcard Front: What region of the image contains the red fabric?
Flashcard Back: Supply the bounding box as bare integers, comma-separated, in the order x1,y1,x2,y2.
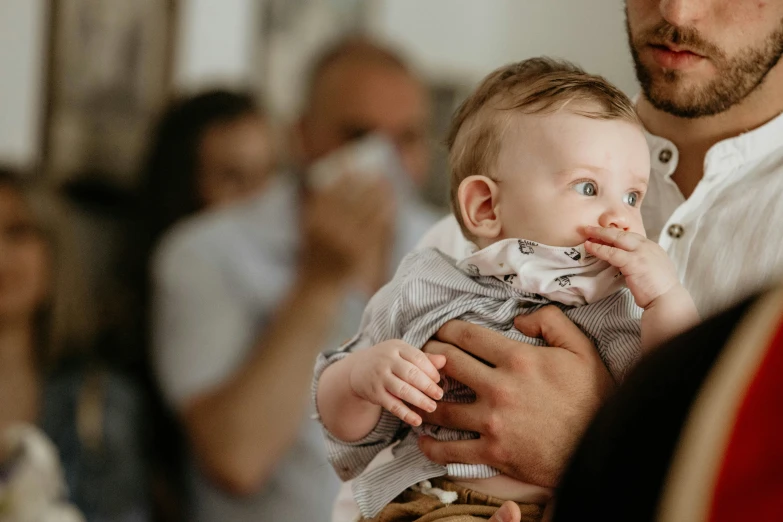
710,316,783,521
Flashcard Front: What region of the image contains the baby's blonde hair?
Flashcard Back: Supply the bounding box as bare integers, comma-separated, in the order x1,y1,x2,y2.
447,57,640,236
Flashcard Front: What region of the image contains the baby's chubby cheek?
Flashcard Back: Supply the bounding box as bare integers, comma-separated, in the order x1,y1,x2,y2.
629,219,648,238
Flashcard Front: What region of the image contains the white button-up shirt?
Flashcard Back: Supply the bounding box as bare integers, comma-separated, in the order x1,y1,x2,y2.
642,110,783,316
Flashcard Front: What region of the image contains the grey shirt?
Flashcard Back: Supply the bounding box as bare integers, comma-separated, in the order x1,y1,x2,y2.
314,248,642,518
152,174,439,522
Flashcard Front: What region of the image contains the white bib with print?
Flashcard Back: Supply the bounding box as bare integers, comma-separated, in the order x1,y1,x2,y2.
457,238,625,306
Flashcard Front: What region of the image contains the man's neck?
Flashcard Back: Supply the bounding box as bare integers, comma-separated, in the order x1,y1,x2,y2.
636,64,783,198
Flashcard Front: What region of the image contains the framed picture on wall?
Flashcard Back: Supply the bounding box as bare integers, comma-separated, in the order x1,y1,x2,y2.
42,0,177,188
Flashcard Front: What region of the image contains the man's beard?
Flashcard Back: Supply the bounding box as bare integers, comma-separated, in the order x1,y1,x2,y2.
626,14,783,118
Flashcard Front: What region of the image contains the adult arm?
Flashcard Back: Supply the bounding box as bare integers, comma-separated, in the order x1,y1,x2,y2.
156,177,394,495
179,268,347,495
418,306,614,488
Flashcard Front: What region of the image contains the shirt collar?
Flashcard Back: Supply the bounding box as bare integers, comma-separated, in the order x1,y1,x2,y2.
635,93,783,182
701,110,783,177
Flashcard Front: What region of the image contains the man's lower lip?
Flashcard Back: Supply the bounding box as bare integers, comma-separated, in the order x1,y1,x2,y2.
650,46,704,69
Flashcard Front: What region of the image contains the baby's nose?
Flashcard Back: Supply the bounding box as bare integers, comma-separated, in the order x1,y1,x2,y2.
598,211,630,231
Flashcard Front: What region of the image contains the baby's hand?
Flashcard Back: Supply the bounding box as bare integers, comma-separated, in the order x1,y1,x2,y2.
583,226,680,309
349,340,445,426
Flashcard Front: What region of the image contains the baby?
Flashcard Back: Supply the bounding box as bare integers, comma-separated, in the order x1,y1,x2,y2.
314,58,699,521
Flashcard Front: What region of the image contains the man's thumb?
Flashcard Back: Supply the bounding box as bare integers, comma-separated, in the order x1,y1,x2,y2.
490,501,522,522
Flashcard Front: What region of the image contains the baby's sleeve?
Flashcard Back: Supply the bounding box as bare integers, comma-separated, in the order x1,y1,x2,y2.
311,255,416,480
596,288,643,382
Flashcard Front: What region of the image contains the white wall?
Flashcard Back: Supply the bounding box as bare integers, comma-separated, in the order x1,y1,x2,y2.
0,0,640,169
369,0,638,94
0,0,47,169
173,0,259,91
504,2,637,94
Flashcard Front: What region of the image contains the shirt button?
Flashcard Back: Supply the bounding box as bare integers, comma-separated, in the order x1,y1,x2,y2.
658,148,673,163
667,224,684,238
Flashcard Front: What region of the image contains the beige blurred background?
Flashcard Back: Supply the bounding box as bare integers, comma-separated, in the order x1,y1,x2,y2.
0,0,636,208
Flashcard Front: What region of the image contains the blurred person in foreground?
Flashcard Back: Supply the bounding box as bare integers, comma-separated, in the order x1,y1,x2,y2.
134,89,276,520
375,1,783,521
547,283,783,522
0,169,150,521
150,36,439,521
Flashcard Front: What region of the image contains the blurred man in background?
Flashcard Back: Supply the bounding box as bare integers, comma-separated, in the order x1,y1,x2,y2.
151,36,439,522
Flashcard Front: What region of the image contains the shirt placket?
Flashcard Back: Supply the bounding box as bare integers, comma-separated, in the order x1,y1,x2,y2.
659,185,704,284
648,139,684,255
660,153,733,286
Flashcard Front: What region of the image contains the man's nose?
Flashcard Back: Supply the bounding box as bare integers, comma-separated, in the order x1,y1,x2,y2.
598,209,630,231
659,0,705,28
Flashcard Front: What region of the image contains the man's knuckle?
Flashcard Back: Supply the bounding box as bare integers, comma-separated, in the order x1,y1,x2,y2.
494,386,515,408
482,413,504,437
507,351,527,373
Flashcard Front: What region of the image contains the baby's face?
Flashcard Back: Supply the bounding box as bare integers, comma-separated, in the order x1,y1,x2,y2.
493,108,650,247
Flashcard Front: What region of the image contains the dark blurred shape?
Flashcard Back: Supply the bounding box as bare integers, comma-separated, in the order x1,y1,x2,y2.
137,89,265,248
553,288,783,521
60,174,137,217
127,88,272,522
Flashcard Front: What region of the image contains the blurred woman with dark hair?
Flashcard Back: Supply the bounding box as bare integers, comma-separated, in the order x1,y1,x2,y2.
138,88,276,250
129,89,276,521
0,168,151,521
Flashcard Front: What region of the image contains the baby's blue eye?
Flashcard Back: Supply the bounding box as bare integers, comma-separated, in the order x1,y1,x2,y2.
624,191,640,207
573,181,597,196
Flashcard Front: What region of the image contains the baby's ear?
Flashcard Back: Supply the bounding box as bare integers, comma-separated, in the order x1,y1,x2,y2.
457,175,502,240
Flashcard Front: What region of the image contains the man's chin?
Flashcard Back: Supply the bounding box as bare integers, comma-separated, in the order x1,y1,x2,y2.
641,73,717,118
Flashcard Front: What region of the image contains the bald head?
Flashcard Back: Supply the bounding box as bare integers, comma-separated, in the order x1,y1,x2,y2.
304,36,413,108
298,36,431,186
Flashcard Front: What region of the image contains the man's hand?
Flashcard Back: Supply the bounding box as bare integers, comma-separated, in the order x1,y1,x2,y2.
418,306,614,487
